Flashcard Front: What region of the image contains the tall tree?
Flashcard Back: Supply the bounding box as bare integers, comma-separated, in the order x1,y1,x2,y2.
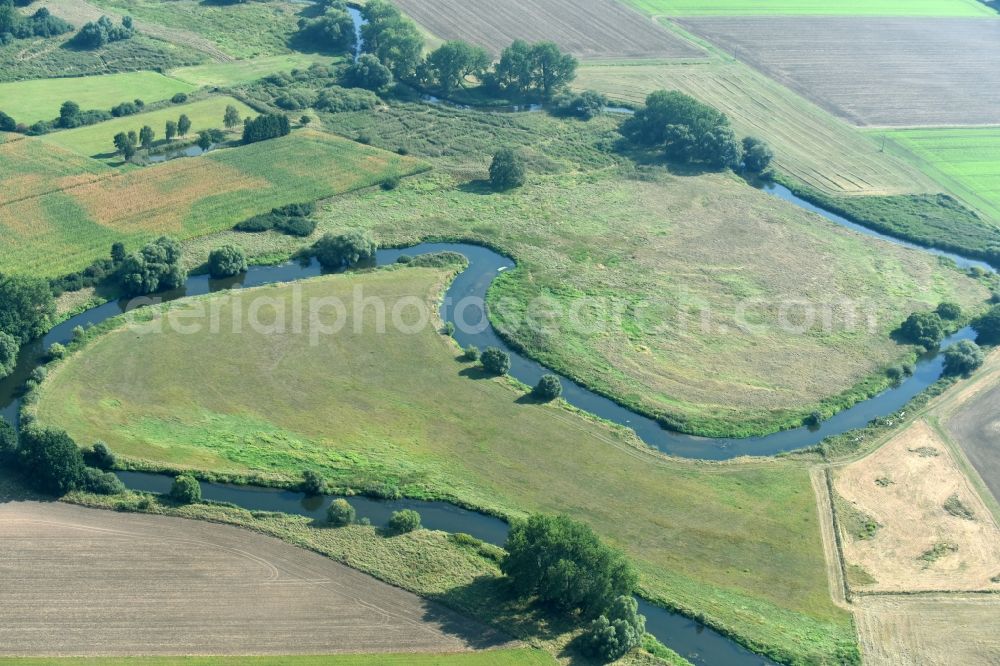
529,42,577,100
138,124,154,149
425,40,491,95
0,273,55,343
164,119,177,141
223,104,241,130
177,114,191,136
360,0,423,80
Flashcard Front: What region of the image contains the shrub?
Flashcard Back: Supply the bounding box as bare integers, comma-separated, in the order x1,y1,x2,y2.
118,237,186,296
898,311,946,349
886,366,904,383
0,416,17,464
86,441,116,469
171,92,188,104
47,342,67,360
82,467,125,495
805,411,823,427
974,304,1000,345
170,474,201,504
342,53,393,93
388,509,421,534
502,513,637,617
208,245,247,279
363,480,401,499
301,469,327,496
274,215,316,237
313,230,378,269
480,347,511,375
444,321,456,336
584,595,646,662
462,345,480,362
551,90,607,120
0,111,16,132
380,175,400,190
742,136,773,173
943,340,984,376
533,374,562,401
327,498,356,526
18,426,85,496
936,302,962,320
489,148,526,190
0,331,17,379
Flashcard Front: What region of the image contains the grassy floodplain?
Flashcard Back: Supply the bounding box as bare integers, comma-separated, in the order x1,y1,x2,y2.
0,73,196,127
0,130,426,277
168,55,338,88
40,97,257,163
35,266,856,664
624,0,997,15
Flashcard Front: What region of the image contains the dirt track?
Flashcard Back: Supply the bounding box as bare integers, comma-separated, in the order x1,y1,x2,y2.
0,502,509,657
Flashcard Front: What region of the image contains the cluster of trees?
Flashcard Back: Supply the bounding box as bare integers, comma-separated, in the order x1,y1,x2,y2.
502,514,643,661
486,40,578,101
0,273,55,379
118,236,186,296
943,340,984,376
0,5,72,43
295,1,356,54
974,303,1000,345
313,230,377,269
50,242,128,296
111,113,194,161
480,347,511,375
71,14,135,49
235,202,316,237
208,245,247,279
242,112,290,144
2,422,124,497
621,90,773,172
897,310,948,349
111,98,145,117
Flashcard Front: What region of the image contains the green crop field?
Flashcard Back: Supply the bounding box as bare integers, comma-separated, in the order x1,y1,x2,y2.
0,73,196,127
0,136,110,205
169,55,338,88
40,97,257,164
0,130,426,277
0,650,555,666
881,127,1000,225
35,267,857,665
625,0,996,16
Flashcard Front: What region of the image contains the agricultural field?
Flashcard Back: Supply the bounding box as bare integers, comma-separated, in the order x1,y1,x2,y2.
40,97,257,164
0,136,110,204
574,61,936,195
0,654,553,666
34,267,857,665
833,420,1000,592
625,0,997,15
853,595,1000,666
0,502,508,656
0,73,196,128
168,55,337,88
0,130,425,277
942,359,1000,504
390,0,705,59
882,127,1000,225
677,17,1000,126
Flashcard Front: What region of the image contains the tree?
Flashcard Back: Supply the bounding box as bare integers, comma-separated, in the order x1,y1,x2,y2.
208,245,247,279
327,498,356,526
313,230,378,269
342,53,393,93
388,509,421,533
502,514,638,618
170,475,201,504
82,467,125,495
584,596,646,663
0,110,16,132
242,113,290,144
533,374,562,401
943,340,984,376
111,242,127,264
489,148,526,190
0,416,17,465
113,131,136,160
529,42,577,101
360,0,423,80
301,469,327,496
898,311,946,349
936,302,962,321
974,304,1000,344
87,441,116,469
0,273,55,343
118,236,187,296
18,427,85,496
425,40,491,95
742,136,773,173
223,104,241,129
480,347,511,375
164,119,177,142
699,125,742,169
552,90,607,120
177,113,191,136
296,5,356,54
196,130,212,151
58,100,80,128
492,40,533,95
0,331,17,379
139,124,154,149
462,345,480,362
72,15,134,48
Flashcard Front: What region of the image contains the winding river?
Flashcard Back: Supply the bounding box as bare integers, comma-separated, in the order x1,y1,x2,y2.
0,184,987,664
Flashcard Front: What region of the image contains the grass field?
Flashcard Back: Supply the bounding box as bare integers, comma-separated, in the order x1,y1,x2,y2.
0,73,195,127
0,130,425,277
625,0,997,15
89,0,302,58
574,60,936,195
169,55,337,88
41,96,257,163
678,17,1000,127
882,127,1000,225
34,267,857,665
0,135,110,204
0,654,553,666
391,0,704,59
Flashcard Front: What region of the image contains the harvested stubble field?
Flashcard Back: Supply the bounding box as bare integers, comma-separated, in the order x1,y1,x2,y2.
0,130,426,277
677,17,1000,127
943,358,1000,504
0,501,509,656
35,267,858,665
0,72,196,128
625,0,996,16
574,61,936,195
389,0,704,59
853,595,1000,666
0,654,554,666
833,420,1000,592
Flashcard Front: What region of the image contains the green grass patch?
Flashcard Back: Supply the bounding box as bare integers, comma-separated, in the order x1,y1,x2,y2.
944,493,976,520
90,0,303,58
845,564,877,587
169,55,339,88
37,267,857,664
0,72,195,127
625,0,996,16
0,130,427,277
834,495,881,541
41,96,256,163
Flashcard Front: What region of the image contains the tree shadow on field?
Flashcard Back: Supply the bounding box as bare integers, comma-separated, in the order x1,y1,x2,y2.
459,366,493,380
618,144,721,179
457,179,496,195
0,465,53,505
514,392,546,406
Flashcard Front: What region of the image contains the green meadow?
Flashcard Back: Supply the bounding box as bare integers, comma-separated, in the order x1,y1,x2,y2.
168,55,338,88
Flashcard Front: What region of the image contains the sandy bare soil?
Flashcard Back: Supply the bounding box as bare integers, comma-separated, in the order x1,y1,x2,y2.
391,0,705,58
854,594,1000,666
833,420,1000,592
0,502,509,657
677,17,1000,126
